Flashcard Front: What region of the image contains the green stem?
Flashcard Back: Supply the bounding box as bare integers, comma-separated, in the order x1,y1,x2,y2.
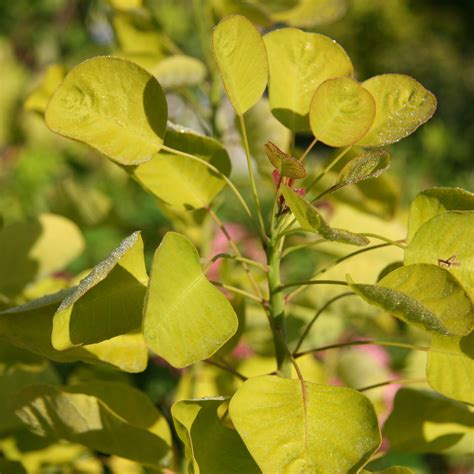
267,239,292,377
238,114,267,242
211,281,264,303
162,145,252,219
299,137,317,162
203,252,269,273
278,279,349,293
306,146,352,195
292,292,356,355
207,206,264,300
357,378,427,393
204,359,247,381
361,233,406,249
294,339,429,358
281,238,326,258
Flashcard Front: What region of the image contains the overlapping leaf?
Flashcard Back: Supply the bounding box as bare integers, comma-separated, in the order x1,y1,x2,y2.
405,211,474,300
407,187,474,241
52,232,148,350
384,388,474,453
310,77,376,147
172,397,259,473
132,123,231,210
14,382,173,467
0,291,148,373
264,28,353,131
153,55,207,90
357,74,436,147
213,15,268,115
348,264,474,336
143,232,238,368
46,57,167,165
229,375,381,473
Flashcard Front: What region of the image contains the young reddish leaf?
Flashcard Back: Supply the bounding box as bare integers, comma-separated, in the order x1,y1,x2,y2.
264,141,306,179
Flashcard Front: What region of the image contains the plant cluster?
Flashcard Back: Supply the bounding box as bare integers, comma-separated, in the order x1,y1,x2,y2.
0,4,473,474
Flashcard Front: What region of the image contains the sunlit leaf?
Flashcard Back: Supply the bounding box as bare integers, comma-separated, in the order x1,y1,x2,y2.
0,214,84,298
357,74,436,147
272,0,348,27
348,264,474,336
336,150,391,188
143,232,238,368
405,211,474,300
172,397,259,473
213,15,268,115
281,185,369,246
310,77,375,147
427,332,474,404
24,64,66,114
108,0,142,10
407,187,474,241
14,382,173,467
383,388,474,454
264,28,353,131
46,57,167,165
229,375,381,472
132,123,231,210
0,291,148,373
264,141,306,178
153,55,207,90
212,0,272,26
52,232,148,350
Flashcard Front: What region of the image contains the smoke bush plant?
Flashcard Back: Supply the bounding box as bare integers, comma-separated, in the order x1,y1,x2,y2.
1,9,473,474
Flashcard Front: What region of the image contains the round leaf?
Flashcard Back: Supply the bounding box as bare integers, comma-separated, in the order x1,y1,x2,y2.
212,15,268,115
357,74,436,147
427,332,474,405
405,211,474,300
152,55,207,90
264,28,353,131
229,375,381,473
310,77,376,147
143,232,238,368
45,56,167,165
272,0,348,27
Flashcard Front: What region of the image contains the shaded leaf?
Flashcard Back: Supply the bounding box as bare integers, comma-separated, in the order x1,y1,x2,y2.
264,141,306,178
132,123,231,210
281,185,369,246
383,388,474,454
271,0,348,27
405,211,474,300
348,264,474,336
0,291,148,373
407,187,474,241
363,468,414,474
0,459,26,474
229,375,381,473
143,232,238,368
310,77,375,147
46,57,167,165
172,397,259,473
0,360,59,434
0,214,84,298
152,55,207,90
52,232,148,350
264,28,353,131
427,332,474,404
14,382,173,467
358,74,436,147
24,64,66,114
213,15,268,115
